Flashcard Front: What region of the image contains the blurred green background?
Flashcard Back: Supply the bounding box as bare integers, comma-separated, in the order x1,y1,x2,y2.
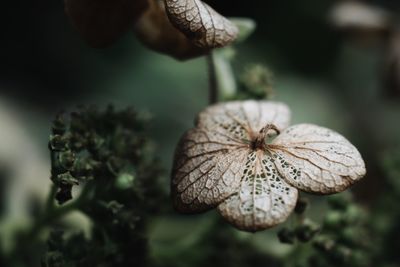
1,0,400,266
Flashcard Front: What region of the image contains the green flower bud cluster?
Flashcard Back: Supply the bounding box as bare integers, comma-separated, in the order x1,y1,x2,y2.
48,106,152,204
239,64,274,100
279,194,372,267
278,198,320,245
42,106,165,267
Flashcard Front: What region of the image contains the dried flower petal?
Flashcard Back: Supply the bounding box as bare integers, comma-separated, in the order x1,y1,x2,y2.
172,128,249,212
270,124,366,194
196,101,291,138
164,0,239,48
217,151,298,231
134,0,207,60
172,101,290,213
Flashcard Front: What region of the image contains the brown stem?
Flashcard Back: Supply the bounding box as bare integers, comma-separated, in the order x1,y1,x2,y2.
253,124,280,149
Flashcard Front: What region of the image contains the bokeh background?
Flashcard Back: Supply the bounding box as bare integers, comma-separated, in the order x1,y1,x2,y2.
1,0,400,266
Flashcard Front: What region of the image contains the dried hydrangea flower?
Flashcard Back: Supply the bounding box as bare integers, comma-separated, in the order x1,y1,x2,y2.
171,101,366,232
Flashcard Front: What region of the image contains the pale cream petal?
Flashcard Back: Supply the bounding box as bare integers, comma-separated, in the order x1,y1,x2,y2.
172,128,249,212
164,0,238,48
196,100,291,143
217,151,298,231
270,124,366,194
172,101,291,214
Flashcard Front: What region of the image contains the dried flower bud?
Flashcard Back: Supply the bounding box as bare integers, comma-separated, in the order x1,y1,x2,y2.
164,0,239,49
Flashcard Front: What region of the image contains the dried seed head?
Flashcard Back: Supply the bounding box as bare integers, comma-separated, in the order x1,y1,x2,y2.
171,101,366,231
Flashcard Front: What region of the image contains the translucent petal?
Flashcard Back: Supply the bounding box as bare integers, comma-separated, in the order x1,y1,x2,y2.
270,124,366,194
217,151,298,231
196,100,291,143
172,129,249,212
164,0,239,48
172,101,291,213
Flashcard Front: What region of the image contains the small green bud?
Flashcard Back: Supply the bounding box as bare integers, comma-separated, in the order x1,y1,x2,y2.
294,197,309,214
278,227,296,244
55,184,73,205
340,228,358,244
351,250,369,266
324,211,344,229
342,205,365,225
70,158,94,180
240,64,274,99
70,111,86,133
327,194,351,211
69,133,85,152
295,220,320,242
52,113,66,135
115,173,135,190
49,135,68,151
41,251,65,267
330,246,352,264
59,151,75,170
313,236,336,252
88,133,105,154
102,200,124,214
57,172,79,186
107,157,124,176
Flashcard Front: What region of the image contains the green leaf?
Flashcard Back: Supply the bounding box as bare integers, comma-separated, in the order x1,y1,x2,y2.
230,18,257,43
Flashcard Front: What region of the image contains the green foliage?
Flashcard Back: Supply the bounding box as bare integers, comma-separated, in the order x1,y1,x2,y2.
305,194,372,267
44,106,165,267
239,64,275,99
275,193,373,267
2,106,165,267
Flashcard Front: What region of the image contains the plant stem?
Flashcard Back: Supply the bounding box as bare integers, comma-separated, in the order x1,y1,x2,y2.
207,52,218,104
29,196,82,240
16,182,92,247
45,183,57,212
5,193,83,263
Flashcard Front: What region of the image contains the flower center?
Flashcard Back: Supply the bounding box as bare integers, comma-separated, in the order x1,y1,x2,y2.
252,124,280,150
